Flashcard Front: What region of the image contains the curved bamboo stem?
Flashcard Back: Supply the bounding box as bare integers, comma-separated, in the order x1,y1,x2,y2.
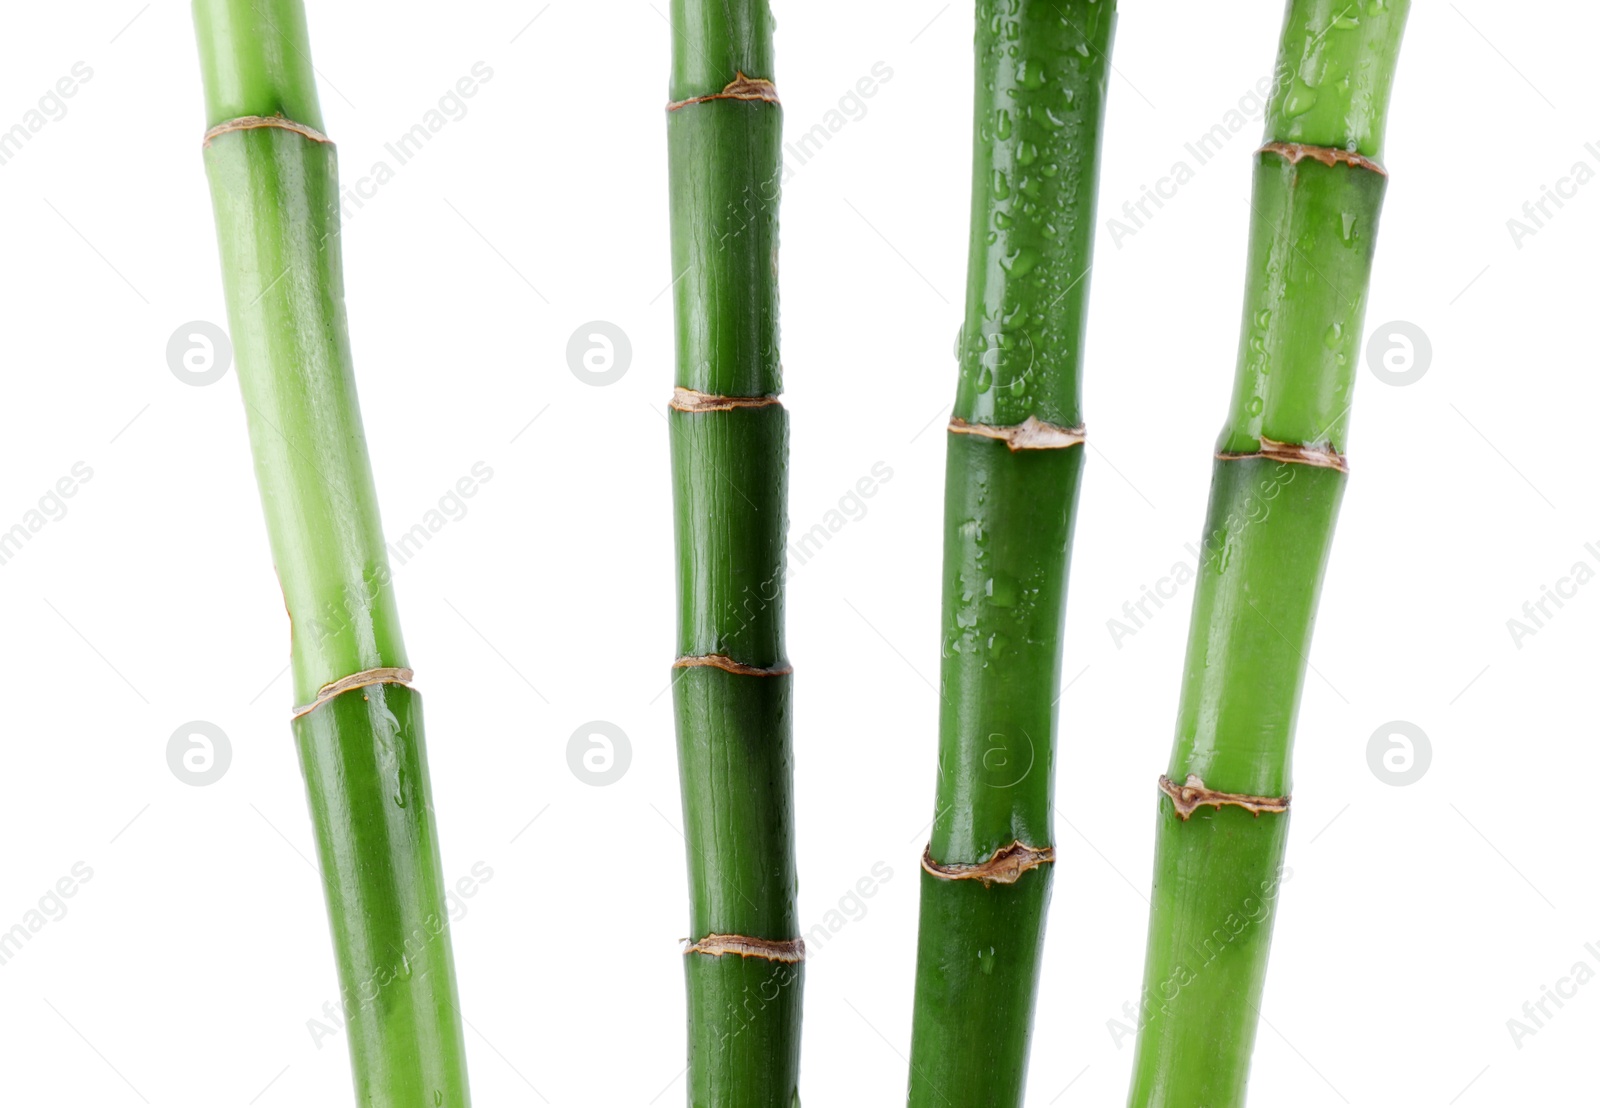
192,2,470,1103
1126,3,1410,1104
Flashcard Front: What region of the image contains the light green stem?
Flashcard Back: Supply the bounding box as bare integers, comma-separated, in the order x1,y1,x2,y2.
1127,3,1410,1104
194,3,471,1103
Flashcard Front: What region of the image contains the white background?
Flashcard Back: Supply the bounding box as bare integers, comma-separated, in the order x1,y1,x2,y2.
0,1,1592,1105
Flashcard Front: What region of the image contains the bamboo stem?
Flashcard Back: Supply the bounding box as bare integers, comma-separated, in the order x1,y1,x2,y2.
908,3,1117,1104
192,2,470,1103
1126,3,1410,1104
665,2,801,1104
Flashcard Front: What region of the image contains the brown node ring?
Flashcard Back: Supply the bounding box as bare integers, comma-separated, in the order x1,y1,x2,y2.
290,667,414,720
684,934,805,962
922,840,1055,887
1258,141,1386,177
202,115,332,147
948,415,1086,452
1217,435,1347,473
673,654,792,677
670,387,783,413
667,72,780,111
1158,773,1290,821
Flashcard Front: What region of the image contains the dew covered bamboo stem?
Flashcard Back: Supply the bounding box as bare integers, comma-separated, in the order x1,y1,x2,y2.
907,3,1116,1104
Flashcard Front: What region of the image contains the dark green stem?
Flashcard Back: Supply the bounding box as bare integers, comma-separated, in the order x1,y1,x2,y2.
193,2,470,1103
1127,3,1409,1104
666,2,800,1105
909,3,1116,1105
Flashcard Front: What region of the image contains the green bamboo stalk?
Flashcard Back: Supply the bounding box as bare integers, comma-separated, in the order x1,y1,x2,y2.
192,3,471,1104
907,3,1116,1104
664,3,800,1106
1126,3,1409,1104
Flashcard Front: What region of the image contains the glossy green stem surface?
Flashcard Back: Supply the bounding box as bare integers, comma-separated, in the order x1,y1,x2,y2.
194,3,470,1103
1127,4,1408,1105
908,3,1115,1105
295,686,468,1105
666,3,800,1105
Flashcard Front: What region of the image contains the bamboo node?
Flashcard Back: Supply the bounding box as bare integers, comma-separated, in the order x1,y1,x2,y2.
1217,435,1347,473
290,667,414,720
948,415,1086,452
202,115,333,148
1158,774,1290,820
673,654,792,677
669,387,783,413
921,841,1054,887
1258,141,1386,177
684,934,805,962
667,72,781,111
